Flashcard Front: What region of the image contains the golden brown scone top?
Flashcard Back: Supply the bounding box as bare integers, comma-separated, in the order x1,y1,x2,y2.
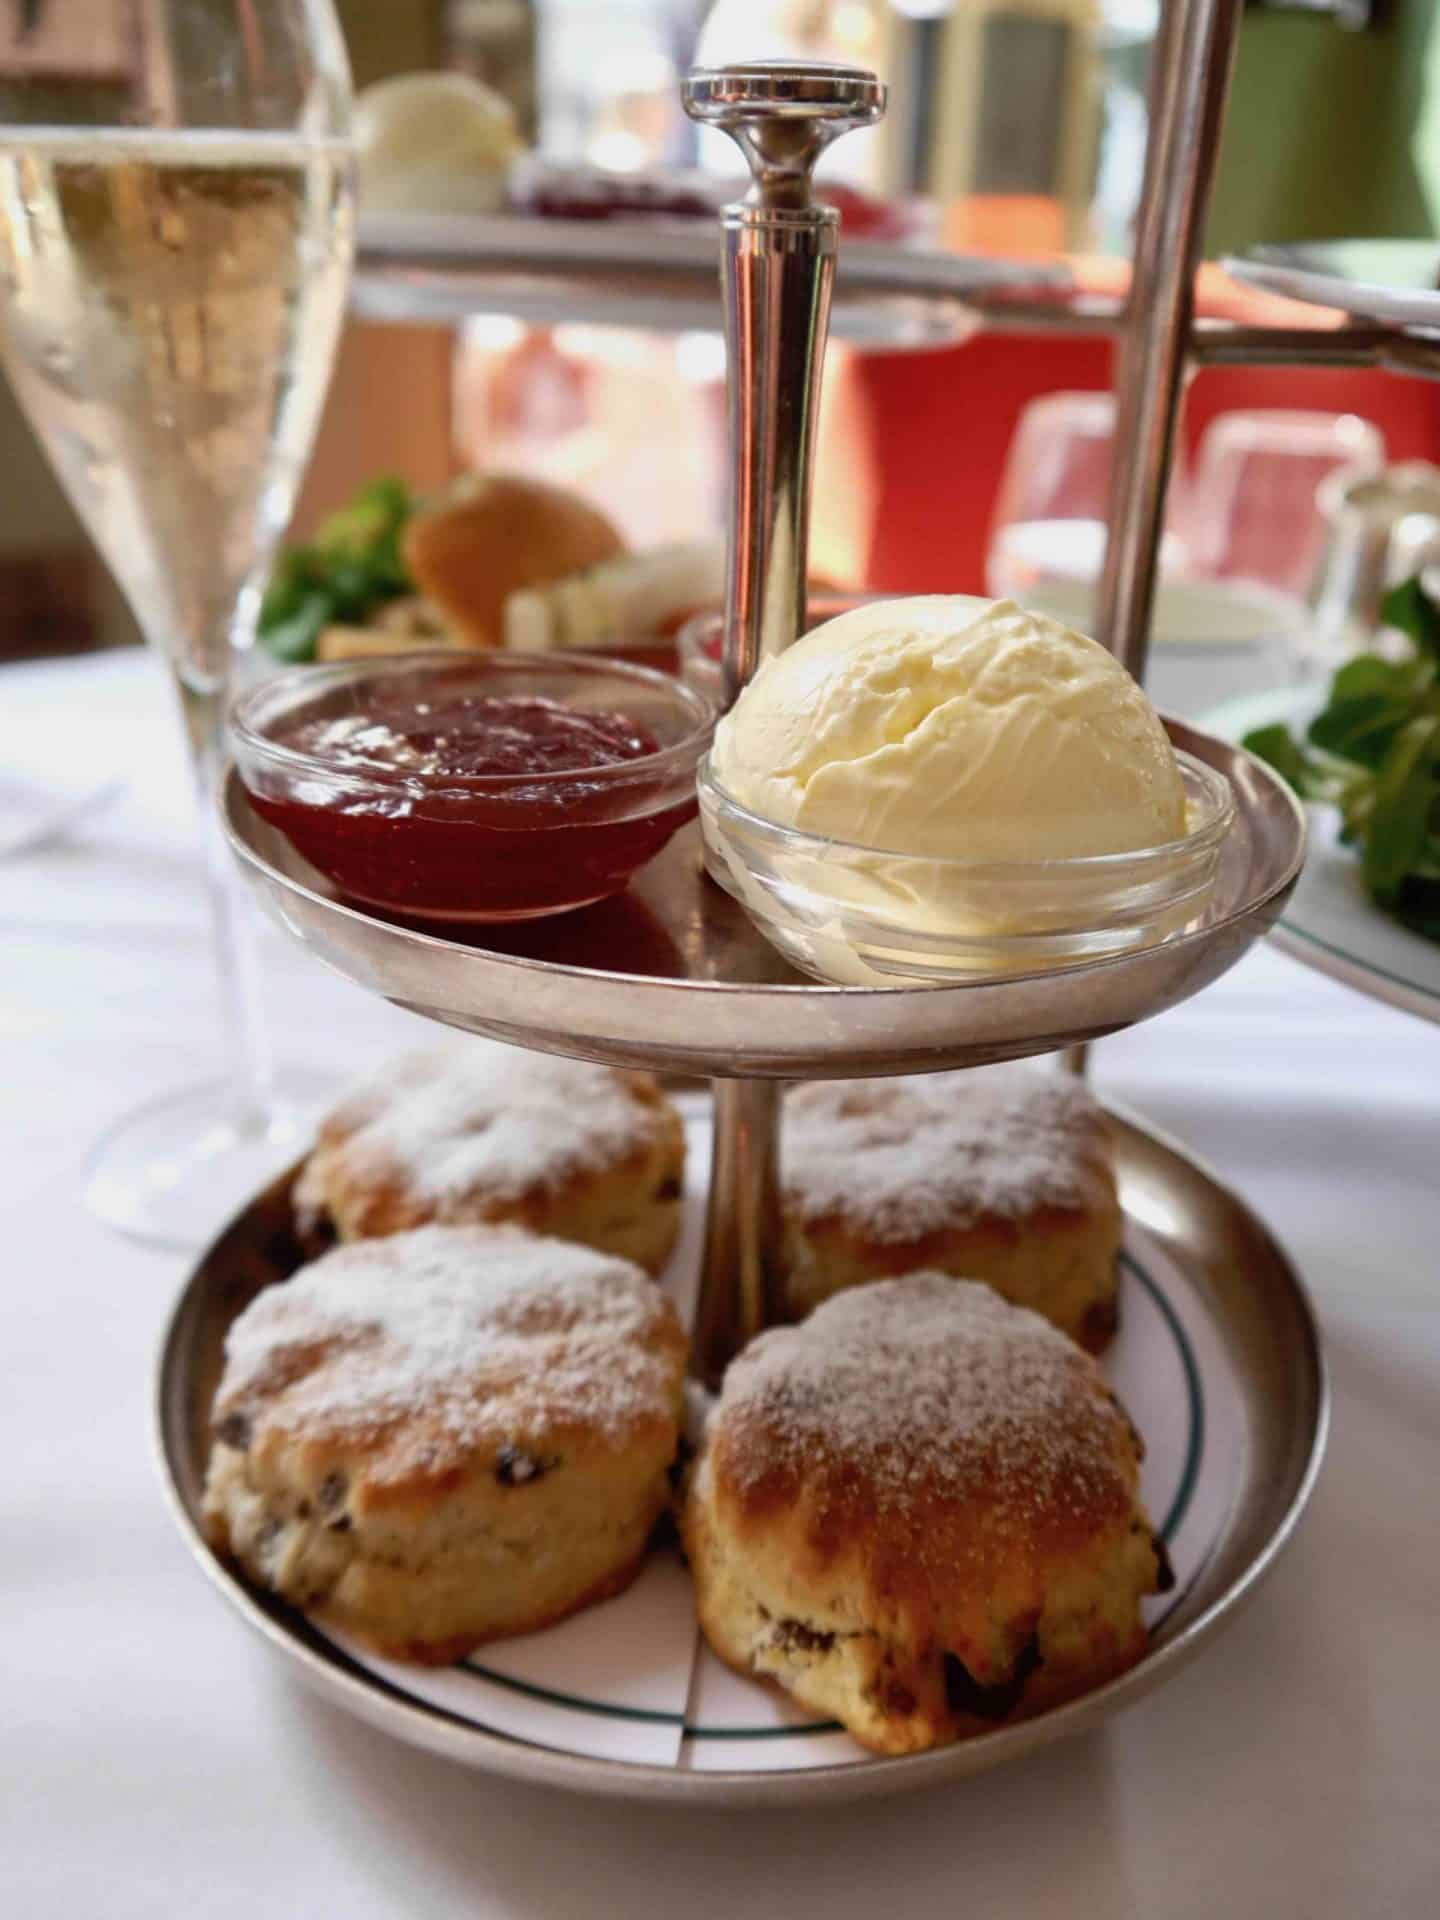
211,1224,686,1506
295,1044,677,1240
402,472,626,649
707,1275,1144,1651
783,1066,1115,1243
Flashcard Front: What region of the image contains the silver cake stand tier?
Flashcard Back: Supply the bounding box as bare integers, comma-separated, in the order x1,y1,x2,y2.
154,1110,1327,1807
351,209,1071,351
223,719,1302,1080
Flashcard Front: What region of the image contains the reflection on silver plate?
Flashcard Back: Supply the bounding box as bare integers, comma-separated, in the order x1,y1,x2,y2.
1226,241,1440,332
1206,686,1440,1024
352,209,1070,348
153,1105,1326,1807
222,719,1305,1079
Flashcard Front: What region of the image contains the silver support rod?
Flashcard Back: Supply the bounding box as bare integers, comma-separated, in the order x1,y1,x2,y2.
716,205,834,696
1065,0,1244,1085
1097,0,1245,686
692,1080,784,1389
1378,331,1440,383
1190,320,1394,368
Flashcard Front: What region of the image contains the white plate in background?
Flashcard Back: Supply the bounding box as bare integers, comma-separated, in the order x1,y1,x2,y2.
1226,241,1440,331
1206,685,1440,1024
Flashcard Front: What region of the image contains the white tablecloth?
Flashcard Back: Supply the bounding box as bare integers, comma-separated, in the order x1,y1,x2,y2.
4,650,1439,1920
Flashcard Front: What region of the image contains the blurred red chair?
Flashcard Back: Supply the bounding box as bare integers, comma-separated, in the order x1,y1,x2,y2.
850,256,1440,595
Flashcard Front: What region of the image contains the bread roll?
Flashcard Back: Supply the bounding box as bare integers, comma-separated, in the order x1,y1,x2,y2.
402,473,627,649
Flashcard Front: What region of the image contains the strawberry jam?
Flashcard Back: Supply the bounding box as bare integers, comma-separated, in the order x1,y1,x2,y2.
245,685,699,922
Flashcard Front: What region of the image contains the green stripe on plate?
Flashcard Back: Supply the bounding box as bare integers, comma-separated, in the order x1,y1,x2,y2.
1122,1252,1205,1544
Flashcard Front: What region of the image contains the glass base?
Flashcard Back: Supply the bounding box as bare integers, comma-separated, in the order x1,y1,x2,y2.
82,1072,338,1254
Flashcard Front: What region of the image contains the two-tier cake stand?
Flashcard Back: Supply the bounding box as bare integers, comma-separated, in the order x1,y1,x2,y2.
153,2,1373,1803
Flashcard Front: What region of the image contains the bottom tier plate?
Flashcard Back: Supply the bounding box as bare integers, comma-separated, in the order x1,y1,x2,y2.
154,1096,1326,1807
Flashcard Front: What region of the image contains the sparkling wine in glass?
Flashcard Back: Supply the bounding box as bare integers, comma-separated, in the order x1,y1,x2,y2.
0,3,354,1247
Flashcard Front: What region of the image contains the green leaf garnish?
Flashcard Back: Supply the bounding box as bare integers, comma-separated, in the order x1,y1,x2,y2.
1265,576,1440,945
261,591,334,665
258,476,416,661
1380,575,1440,662
1363,714,1440,903
1308,682,1421,769
1243,723,1323,793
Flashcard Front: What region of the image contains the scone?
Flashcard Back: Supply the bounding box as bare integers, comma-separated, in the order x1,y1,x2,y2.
295,1042,686,1275
782,1065,1122,1349
203,1224,688,1663
682,1275,1169,1755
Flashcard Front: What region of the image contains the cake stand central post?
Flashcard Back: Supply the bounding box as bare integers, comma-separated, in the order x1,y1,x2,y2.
683,61,885,1385
692,1080,783,1387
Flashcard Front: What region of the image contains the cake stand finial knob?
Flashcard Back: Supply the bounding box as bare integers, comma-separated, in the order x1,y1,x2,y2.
679,60,885,703
682,62,886,212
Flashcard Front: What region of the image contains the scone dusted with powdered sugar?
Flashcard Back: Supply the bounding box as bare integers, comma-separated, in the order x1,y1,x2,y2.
682,1275,1169,1755
295,1042,685,1275
204,1224,687,1663
781,1065,1121,1349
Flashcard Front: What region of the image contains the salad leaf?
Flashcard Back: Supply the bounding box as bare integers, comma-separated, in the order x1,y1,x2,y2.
1306,653,1434,768
258,476,416,661
1364,713,1440,903
1242,723,1325,795
1244,570,1440,945
1395,884,1440,941
1380,575,1440,663
1308,689,1414,769
261,590,334,665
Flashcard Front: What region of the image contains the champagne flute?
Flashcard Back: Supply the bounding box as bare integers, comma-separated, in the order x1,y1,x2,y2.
0,2,354,1247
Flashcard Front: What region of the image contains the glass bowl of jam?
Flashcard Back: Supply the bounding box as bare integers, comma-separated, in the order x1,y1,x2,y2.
230,652,715,922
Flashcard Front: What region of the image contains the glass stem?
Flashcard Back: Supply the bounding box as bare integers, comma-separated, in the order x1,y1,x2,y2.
174,667,277,1131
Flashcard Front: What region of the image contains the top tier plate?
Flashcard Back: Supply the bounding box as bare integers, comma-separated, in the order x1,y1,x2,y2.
351,209,1070,348
1225,240,1440,333
225,718,1303,1079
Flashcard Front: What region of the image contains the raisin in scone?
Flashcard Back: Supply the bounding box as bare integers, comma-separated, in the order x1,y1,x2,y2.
782,1066,1121,1349
682,1275,1169,1755
295,1042,685,1275
204,1224,687,1663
